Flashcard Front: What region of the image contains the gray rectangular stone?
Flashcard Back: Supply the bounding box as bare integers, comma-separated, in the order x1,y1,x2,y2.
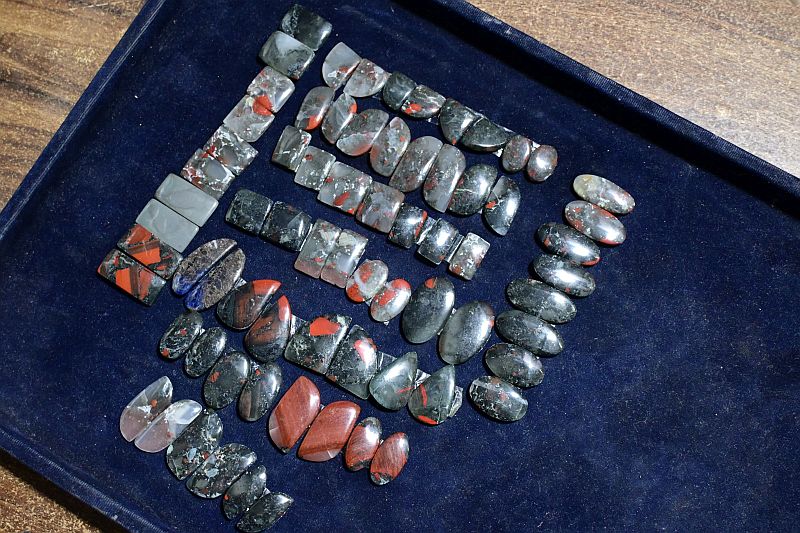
155,174,218,226
136,199,199,252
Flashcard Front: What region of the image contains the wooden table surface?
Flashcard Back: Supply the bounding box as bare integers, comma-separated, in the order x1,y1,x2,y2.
0,0,797,530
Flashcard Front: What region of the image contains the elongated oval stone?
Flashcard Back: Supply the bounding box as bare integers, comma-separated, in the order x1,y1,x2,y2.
484,176,520,236
370,433,409,485
527,145,558,182
298,401,360,462
217,280,281,331
185,327,228,378
204,351,251,409
402,277,456,344
186,443,256,499
502,135,532,173
322,42,360,89
496,310,564,356
120,376,172,441
344,58,389,97
439,99,478,145
244,296,292,363
506,278,577,324
369,352,418,410
369,117,411,177
423,144,466,212
469,376,527,422
484,343,544,389
158,310,202,360
401,85,446,119
284,314,352,373
268,376,321,453
295,86,334,131
238,362,282,422
326,325,378,399
449,164,497,216
461,117,509,152
337,108,390,156
565,200,626,245
321,93,357,144
134,399,202,453
573,174,635,214
536,222,601,267
185,249,246,311
408,365,456,425
172,238,237,295
238,492,293,532
165,409,223,480
223,465,267,520
345,417,382,471
533,254,596,297
346,260,389,303
438,301,494,365
382,71,416,110
389,136,443,192
370,279,412,323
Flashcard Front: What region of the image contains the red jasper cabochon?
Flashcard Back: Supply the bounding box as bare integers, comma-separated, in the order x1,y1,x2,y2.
344,417,382,471
370,432,410,485
268,376,321,453
216,279,281,330
297,401,360,462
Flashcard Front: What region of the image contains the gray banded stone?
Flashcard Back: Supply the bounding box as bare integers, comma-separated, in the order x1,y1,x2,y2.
155,174,218,227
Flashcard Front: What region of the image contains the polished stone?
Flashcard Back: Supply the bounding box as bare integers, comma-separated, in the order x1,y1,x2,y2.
369,352,418,410
271,126,311,172
573,174,635,214
502,135,532,173
223,465,267,520
185,327,228,378
369,116,411,177
389,136,443,192
506,278,577,324
460,117,509,152
355,181,405,233
439,301,494,364
284,314,352,373
159,310,203,360
439,99,479,145
294,220,341,278
423,144,466,212
245,296,292,363
117,223,182,279
526,144,559,182
294,146,336,191
186,443,256,499
237,492,293,532
217,279,281,330
496,309,564,356
120,376,172,441
344,417,382,471
326,326,379,399
370,432,409,485
382,71,416,110
387,203,428,249
483,175,520,236
345,259,389,303
401,85,446,119
181,149,236,200
260,202,312,252
469,376,528,422
280,4,331,50
417,219,460,265
185,248,246,311
155,174,218,227
135,200,199,253
134,399,202,453
370,279,412,323
402,277,456,343
224,94,275,143
294,86,334,131
448,164,497,216
98,249,165,305
247,66,295,113
203,351,251,409
298,401,360,462
225,189,273,236
408,363,456,425
536,222,601,267
268,376,321,453
448,233,490,281
238,361,282,422
321,42,360,90
532,254,596,297
337,108,389,156
320,230,368,288
203,126,258,176
343,58,389,97
484,343,544,389
165,409,223,480
318,162,372,215
172,238,237,295
321,93,357,143
259,30,314,80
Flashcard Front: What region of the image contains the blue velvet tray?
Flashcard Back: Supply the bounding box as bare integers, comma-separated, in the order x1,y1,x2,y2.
1,0,798,531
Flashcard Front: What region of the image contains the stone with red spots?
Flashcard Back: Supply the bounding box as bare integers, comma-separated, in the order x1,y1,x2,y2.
238,361,282,422
564,200,627,245
401,85,445,119
345,259,389,303
184,249,246,311
438,301,495,365
387,203,428,249
448,232,490,281
407,365,456,425
294,146,336,191
298,401,361,462
370,432,410,485
344,417,382,471
389,136,443,193
184,327,228,378
369,116,411,177
439,98,479,145
321,42,360,90
483,175,520,236
271,125,311,172
117,223,182,279
294,220,341,279
247,65,295,113
134,399,202,453
294,86,334,131
317,162,372,215
203,351,251,409
344,58,389,97
284,314,352,373
165,409,223,480
532,254,596,298
355,181,405,233
216,279,281,330
536,222,601,267
382,72,416,110
202,125,257,176
495,309,564,357
573,175,634,214
460,117,510,152
223,94,275,143
325,325,379,399
321,93,357,144
181,149,237,200
98,248,165,306
423,144,466,213
336,108,390,156
320,230,368,288
222,464,267,520
469,375,528,422
369,352,418,410
268,376,322,453
244,296,293,363
501,135,533,173
369,278,412,323
158,310,203,360
119,376,172,442
258,30,315,81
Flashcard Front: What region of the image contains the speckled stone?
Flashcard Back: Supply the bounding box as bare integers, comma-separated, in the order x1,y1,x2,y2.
318,162,372,215
184,327,227,378
369,352,418,410
294,86,334,131
370,279,412,323
532,254,596,297
202,126,257,176
225,189,273,236
280,4,331,50
298,401,361,461
165,409,223,480
134,400,202,453
337,108,390,156
506,278,577,324
382,71,416,110
223,465,267,520
117,223,182,279
120,376,172,441
224,94,275,143
345,259,389,303
345,417,382,471
573,174,635,215
502,135,532,173
294,146,336,191
238,361,282,422
216,279,281,331
247,66,295,113
237,492,293,532
186,443,256,498
370,432,409,485
389,136,443,192
355,181,405,233
284,314,352,373
423,144,466,212
344,58,389,97
439,99,479,145
135,200,198,253
401,85,446,119
322,93,357,143
536,222,601,267
448,233,490,281
184,249,246,311
268,376,321,452
484,343,544,388
271,125,311,171
155,174,218,227
469,376,528,422
417,219,460,265
460,117,509,152
258,31,314,81
320,230,368,288
321,42,360,90
260,202,312,252
401,277,456,344
438,301,494,365
294,220,341,278
496,309,564,356
448,164,497,216
181,149,236,201
483,175,520,236
172,238,237,296
408,365,456,425
244,296,292,363
326,326,379,399
369,116,411,177
158,310,203,360
387,203,428,249
203,351,251,409
526,144,558,182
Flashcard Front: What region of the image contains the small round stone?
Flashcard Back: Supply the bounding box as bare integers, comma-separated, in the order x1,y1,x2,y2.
526,145,558,182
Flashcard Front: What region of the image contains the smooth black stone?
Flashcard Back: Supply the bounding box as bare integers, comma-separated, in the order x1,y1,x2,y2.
416,219,460,265
223,465,268,519
238,362,282,422
438,301,495,365
495,310,564,356
501,135,532,173
244,297,292,363
483,175,520,236
186,443,256,499
158,310,203,360
506,278,577,324
469,375,528,422
225,189,273,235
401,277,456,344
408,365,456,425
532,254,596,297
369,352,418,410
260,201,312,252
284,314,352,374
484,343,544,388
165,409,223,480
382,71,416,110
237,492,293,532
387,203,428,249
449,164,497,216
280,4,331,50
536,222,601,267
326,325,378,399
460,117,509,152
439,99,478,145
185,327,228,378
203,351,251,409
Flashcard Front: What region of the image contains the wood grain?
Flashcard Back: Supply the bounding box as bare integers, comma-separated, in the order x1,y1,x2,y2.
0,0,797,530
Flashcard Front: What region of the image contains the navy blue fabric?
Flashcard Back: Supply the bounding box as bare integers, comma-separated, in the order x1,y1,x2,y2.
0,0,798,531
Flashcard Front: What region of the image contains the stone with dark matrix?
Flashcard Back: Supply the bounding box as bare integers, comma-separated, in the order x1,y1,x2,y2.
439,99,479,145
369,352,418,410
225,190,273,236
184,327,228,378
345,417,382,471
369,279,412,323
343,58,389,97
345,260,389,303
237,492,293,532
172,238,237,296
526,144,558,182
223,465,267,520
186,443,257,498
536,222,601,267
336,108,390,156
483,175,520,236
134,400,202,453
280,4,331,50
401,85,446,119
268,376,321,453
326,325,379,399
438,301,494,365
298,401,361,462
119,376,172,441
370,432,409,485
382,71,416,110
260,202,312,252
294,146,336,191
259,31,314,80
460,117,509,152
423,144,466,213
532,254,596,297
271,126,311,171
238,362,282,422
294,220,341,278
417,219,460,265
408,365,456,425
97,249,165,306
401,277,456,344
203,351,251,409
469,375,528,422
181,149,236,200
117,223,182,279
317,162,372,215
448,164,497,216
369,116,411,177
321,93,357,144
185,249,246,311
320,230,367,288
565,200,627,245
501,135,532,173
203,126,258,175
387,203,428,249
495,310,564,356
284,314,352,373
389,136,443,192
321,42,360,89
506,278,577,324
355,182,405,233
448,233,490,281
223,94,275,143
484,343,544,389
216,280,281,330
158,310,203,360
165,409,223,480
244,296,292,363
294,86,334,131
573,174,635,215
